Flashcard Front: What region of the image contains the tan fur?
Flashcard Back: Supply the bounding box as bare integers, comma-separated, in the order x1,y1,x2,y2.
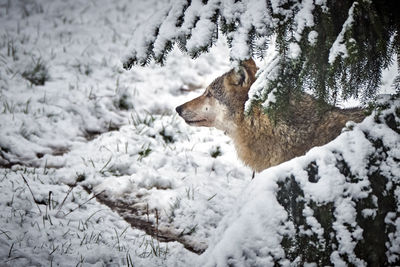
176,59,365,172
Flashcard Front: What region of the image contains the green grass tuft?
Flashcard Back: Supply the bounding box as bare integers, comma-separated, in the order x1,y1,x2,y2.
22,58,50,86
210,146,222,158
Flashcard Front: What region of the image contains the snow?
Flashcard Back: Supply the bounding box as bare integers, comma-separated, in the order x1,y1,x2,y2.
185,0,220,55
262,88,278,109
179,0,204,36
125,0,276,63
380,54,399,94
124,2,171,65
227,0,273,61
308,30,318,45
0,0,250,265
153,0,188,57
328,1,357,64
293,0,315,42
0,0,399,266
288,42,301,59
245,36,280,112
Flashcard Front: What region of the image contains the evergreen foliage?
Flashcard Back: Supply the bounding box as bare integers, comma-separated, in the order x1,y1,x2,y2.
123,0,400,117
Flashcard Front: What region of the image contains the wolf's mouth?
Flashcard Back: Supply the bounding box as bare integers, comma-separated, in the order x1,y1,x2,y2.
185,119,207,124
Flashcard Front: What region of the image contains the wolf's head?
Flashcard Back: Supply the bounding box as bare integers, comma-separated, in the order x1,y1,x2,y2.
175,59,257,134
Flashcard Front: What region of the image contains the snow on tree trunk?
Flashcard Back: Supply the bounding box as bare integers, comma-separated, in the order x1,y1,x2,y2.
198,95,400,266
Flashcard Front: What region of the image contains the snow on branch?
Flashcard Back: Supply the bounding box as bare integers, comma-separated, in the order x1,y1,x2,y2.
328,1,357,64
153,0,190,62
123,0,399,115
123,5,170,68
185,0,220,58
293,0,315,42
245,38,281,113
123,0,298,69
229,0,273,61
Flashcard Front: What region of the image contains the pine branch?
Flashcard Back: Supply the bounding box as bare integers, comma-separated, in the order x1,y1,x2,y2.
123,0,400,117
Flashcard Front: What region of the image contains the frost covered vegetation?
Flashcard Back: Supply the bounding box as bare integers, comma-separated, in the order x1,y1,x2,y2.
0,0,399,266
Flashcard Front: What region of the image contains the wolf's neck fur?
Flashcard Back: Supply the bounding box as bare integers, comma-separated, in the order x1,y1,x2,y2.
230,107,290,172
229,97,365,172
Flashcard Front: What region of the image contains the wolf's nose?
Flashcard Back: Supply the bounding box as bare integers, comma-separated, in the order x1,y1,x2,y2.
175,105,183,115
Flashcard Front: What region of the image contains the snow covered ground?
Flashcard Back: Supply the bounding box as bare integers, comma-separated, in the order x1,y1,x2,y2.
0,0,252,265
0,0,398,266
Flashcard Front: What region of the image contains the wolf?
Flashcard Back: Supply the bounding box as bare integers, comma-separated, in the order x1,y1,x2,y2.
175,59,365,172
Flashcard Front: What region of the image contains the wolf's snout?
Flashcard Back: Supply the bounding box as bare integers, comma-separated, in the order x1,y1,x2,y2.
175,105,183,116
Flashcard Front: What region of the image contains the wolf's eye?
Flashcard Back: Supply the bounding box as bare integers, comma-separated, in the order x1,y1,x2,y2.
205,91,212,97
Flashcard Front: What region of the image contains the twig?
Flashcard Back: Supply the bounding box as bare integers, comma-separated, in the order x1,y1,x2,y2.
0,229,11,240
99,156,112,173
56,186,74,216
63,190,105,217
8,243,14,258
20,174,42,214
207,193,217,201
84,209,106,224
126,252,134,267
48,191,53,210
155,209,159,239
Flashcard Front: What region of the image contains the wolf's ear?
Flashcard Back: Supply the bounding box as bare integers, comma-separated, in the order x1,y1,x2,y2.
232,67,247,86
231,58,257,87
